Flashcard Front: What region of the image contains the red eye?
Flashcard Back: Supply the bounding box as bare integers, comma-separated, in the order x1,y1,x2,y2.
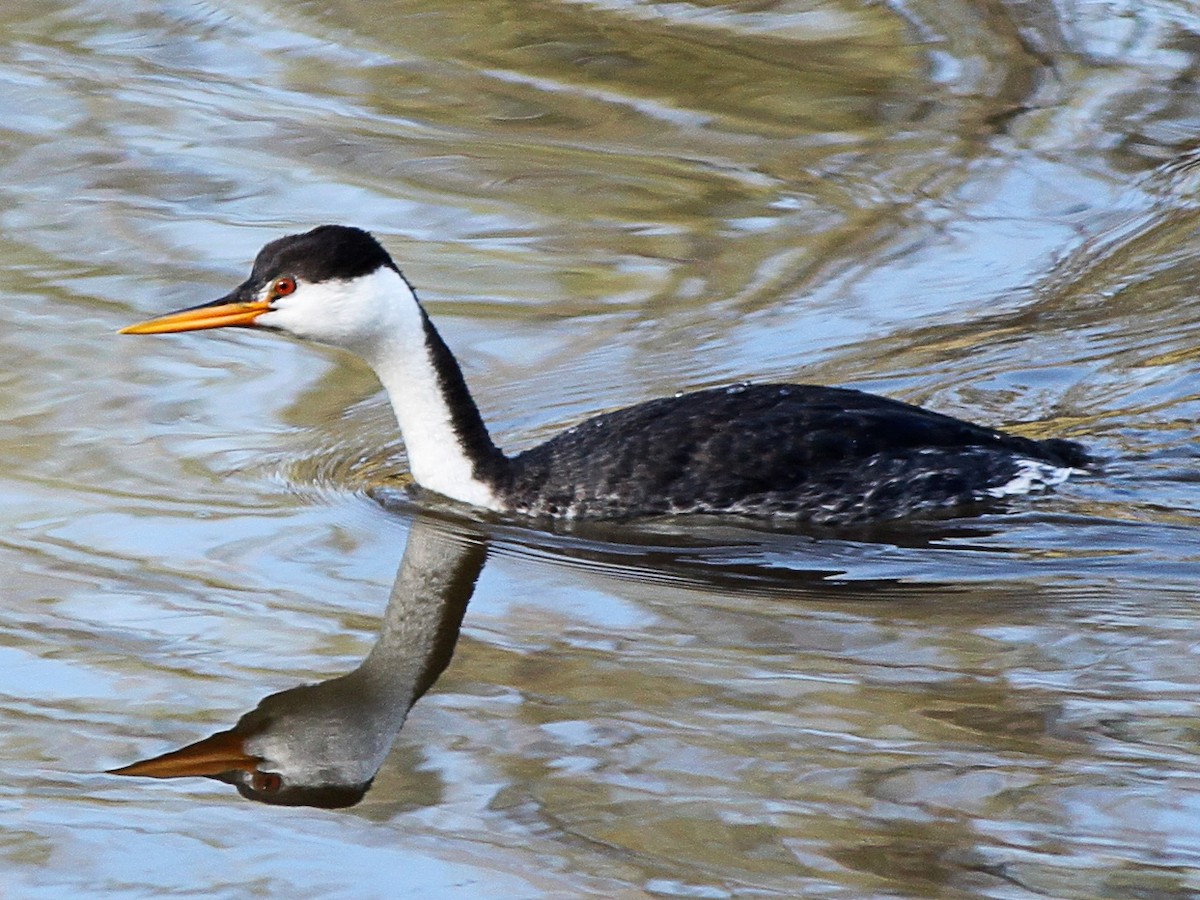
273,276,296,297
252,771,283,793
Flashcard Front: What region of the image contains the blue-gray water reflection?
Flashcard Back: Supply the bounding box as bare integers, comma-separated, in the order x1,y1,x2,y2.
5,0,1200,896
104,508,1026,811
111,512,486,808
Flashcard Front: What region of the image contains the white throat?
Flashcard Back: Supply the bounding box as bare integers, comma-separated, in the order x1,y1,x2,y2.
261,267,502,509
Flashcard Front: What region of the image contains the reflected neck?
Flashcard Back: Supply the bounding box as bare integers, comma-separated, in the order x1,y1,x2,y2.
246,517,486,789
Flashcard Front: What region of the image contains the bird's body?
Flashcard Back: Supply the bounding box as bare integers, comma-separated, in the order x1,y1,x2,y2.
503,383,1085,524
121,225,1087,526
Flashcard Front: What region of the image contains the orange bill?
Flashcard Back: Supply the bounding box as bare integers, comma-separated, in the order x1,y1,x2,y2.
109,729,258,778
120,299,270,334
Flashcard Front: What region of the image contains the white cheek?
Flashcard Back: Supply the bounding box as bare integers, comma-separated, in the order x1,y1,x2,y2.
258,282,367,346
256,269,409,351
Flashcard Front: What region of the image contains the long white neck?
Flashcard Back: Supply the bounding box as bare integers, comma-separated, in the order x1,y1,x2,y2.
291,268,509,509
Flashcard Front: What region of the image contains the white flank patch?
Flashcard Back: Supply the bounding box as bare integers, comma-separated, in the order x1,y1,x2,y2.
984,459,1079,498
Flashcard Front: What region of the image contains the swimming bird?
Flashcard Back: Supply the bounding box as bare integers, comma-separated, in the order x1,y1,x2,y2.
121,225,1088,525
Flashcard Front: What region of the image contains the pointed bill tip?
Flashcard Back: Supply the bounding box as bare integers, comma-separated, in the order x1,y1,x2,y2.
109,729,258,779
120,300,271,335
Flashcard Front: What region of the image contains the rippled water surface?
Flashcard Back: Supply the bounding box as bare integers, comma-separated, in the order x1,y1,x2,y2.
5,0,1200,896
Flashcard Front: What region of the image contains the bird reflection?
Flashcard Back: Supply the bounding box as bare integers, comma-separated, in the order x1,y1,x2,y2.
109,513,486,808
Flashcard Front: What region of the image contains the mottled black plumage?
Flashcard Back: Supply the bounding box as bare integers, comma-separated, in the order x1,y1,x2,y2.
252,225,399,284
496,384,1088,525
170,226,404,313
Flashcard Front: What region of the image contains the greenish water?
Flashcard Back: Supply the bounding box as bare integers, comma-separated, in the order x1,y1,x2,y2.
4,0,1200,896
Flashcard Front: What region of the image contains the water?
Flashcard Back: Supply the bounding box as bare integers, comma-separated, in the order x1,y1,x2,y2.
4,0,1200,896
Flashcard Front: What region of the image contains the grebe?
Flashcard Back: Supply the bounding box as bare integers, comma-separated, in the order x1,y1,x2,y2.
121,225,1088,525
